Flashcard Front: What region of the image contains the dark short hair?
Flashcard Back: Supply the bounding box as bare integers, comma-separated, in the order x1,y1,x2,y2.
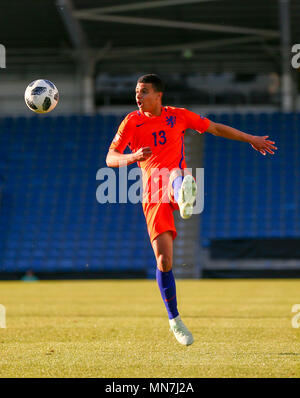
137,74,164,92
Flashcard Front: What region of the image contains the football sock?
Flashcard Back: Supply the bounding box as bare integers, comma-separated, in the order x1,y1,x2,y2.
172,175,184,203
156,268,179,320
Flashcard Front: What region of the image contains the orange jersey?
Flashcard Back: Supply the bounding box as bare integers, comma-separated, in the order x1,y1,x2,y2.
109,106,210,242
110,106,210,190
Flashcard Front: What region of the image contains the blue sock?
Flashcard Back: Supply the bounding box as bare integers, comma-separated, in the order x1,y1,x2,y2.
156,268,179,320
172,175,184,203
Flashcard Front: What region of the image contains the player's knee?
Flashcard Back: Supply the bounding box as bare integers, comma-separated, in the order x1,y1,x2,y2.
157,254,172,272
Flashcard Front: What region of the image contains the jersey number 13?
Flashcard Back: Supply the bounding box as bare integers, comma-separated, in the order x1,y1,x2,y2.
152,131,167,146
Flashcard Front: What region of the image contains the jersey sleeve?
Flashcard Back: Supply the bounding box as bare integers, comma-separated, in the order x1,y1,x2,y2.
180,108,210,134
109,115,133,153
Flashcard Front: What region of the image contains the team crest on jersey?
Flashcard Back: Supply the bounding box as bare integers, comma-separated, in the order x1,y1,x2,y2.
166,116,176,128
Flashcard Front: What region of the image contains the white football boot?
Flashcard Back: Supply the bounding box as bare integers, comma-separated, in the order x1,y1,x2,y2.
169,315,194,346
177,175,197,219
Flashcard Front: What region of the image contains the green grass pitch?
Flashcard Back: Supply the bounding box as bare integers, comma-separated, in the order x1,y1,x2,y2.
0,279,300,378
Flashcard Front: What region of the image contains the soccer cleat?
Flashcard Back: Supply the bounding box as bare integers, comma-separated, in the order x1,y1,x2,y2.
177,175,197,219
169,315,194,346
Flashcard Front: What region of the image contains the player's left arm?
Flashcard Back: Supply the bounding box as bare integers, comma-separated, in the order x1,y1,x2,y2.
206,121,277,156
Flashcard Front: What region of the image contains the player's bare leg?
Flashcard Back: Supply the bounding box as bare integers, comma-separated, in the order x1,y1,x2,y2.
152,231,194,346
152,230,173,273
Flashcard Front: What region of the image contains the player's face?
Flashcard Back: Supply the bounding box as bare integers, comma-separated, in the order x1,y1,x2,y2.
135,83,162,113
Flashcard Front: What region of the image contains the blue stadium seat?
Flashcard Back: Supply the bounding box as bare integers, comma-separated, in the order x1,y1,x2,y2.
1,112,298,274
0,114,154,274
201,112,299,246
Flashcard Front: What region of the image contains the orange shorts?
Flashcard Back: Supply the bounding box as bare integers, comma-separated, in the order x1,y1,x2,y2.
143,200,179,243
142,168,193,243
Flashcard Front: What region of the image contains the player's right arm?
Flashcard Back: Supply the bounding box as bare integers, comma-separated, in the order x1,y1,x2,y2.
106,147,152,168
106,113,152,167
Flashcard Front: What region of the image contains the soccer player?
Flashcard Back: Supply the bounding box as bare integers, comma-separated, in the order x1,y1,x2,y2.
106,74,277,346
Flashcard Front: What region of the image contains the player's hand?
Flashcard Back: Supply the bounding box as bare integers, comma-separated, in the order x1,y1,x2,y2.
250,136,278,156
133,147,152,162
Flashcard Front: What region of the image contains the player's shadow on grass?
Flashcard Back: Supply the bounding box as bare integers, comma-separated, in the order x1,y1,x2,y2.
16,313,291,320
185,315,291,319
278,353,300,356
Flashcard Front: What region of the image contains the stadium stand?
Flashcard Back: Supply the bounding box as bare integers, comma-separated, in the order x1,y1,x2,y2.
0,112,298,278
202,112,299,244
0,114,154,278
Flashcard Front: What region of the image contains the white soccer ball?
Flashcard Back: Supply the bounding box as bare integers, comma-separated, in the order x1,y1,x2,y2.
24,79,59,113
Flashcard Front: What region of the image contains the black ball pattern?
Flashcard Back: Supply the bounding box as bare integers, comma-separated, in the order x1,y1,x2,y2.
42,97,51,111
25,98,38,110
31,86,47,95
